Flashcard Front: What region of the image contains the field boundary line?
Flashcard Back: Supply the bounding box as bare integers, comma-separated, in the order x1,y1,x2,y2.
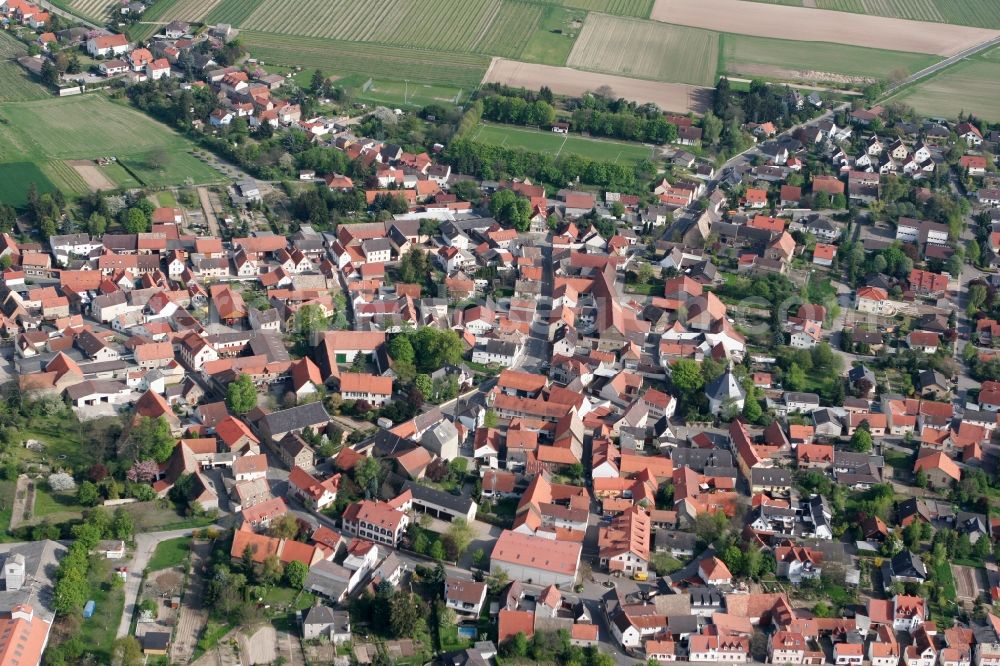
554,133,568,158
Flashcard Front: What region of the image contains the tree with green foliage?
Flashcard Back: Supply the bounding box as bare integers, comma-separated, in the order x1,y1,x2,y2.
291,303,329,349
120,207,149,234
429,539,445,561
670,359,704,399
284,560,308,588
389,591,422,637
414,374,433,399
111,508,134,541
851,425,873,453
354,456,382,498
133,416,176,463
444,518,474,558
226,373,257,414
742,396,763,423
77,480,100,507
489,189,532,232
112,636,143,666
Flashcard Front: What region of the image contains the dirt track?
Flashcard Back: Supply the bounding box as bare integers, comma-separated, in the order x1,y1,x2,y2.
482,58,712,114
650,0,999,56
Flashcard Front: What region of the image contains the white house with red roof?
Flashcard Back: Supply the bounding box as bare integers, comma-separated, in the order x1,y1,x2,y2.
87,33,130,57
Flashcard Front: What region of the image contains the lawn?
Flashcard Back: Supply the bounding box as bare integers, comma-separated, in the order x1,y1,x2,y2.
0,162,57,209
892,46,1000,121
0,95,223,190
719,32,940,83
355,79,468,110
0,480,14,537
80,556,126,664
155,190,179,207
468,122,654,163
260,586,316,612
147,536,191,572
242,31,490,89
520,5,586,66
30,487,84,524
567,14,719,86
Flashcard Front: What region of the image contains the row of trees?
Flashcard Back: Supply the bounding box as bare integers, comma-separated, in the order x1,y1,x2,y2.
446,138,642,190
569,107,678,144
480,94,556,128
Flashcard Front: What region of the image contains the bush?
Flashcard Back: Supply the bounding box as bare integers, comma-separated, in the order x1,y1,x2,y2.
47,472,76,492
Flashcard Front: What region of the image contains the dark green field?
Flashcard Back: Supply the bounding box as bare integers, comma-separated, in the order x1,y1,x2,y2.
0,162,57,208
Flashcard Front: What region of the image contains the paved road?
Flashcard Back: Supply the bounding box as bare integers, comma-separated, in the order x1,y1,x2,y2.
884,34,1000,99
115,527,205,639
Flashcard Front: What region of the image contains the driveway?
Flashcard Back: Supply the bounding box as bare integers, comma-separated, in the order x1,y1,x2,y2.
116,527,203,639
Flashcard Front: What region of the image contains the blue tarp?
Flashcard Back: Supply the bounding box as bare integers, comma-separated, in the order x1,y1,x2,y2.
83,600,95,619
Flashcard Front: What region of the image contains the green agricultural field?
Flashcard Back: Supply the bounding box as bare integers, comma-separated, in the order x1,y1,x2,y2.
49,0,116,21
204,0,262,25
243,31,490,88
40,160,91,196
473,2,544,58
468,122,654,163
719,33,940,83
520,6,587,65
534,0,653,16
813,0,1000,28
0,95,223,192
0,34,50,103
566,14,718,86
242,0,504,52
892,46,1000,121
0,162,57,208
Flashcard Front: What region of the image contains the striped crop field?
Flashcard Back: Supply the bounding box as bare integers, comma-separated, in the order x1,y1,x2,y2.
0,33,49,102
65,0,117,20
814,0,1000,27
242,0,509,52
143,0,225,22
566,14,718,86
472,2,543,58
203,0,263,25
532,0,653,16
241,31,491,88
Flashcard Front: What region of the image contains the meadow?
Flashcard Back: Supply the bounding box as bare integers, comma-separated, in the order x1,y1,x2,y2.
892,46,1000,121
814,0,1000,28
0,162,57,208
567,14,718,86
468,122,654,162
520,6,587,65
0,33,50,103
0,95,222,192
242,31,491,88
719,33,941,83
